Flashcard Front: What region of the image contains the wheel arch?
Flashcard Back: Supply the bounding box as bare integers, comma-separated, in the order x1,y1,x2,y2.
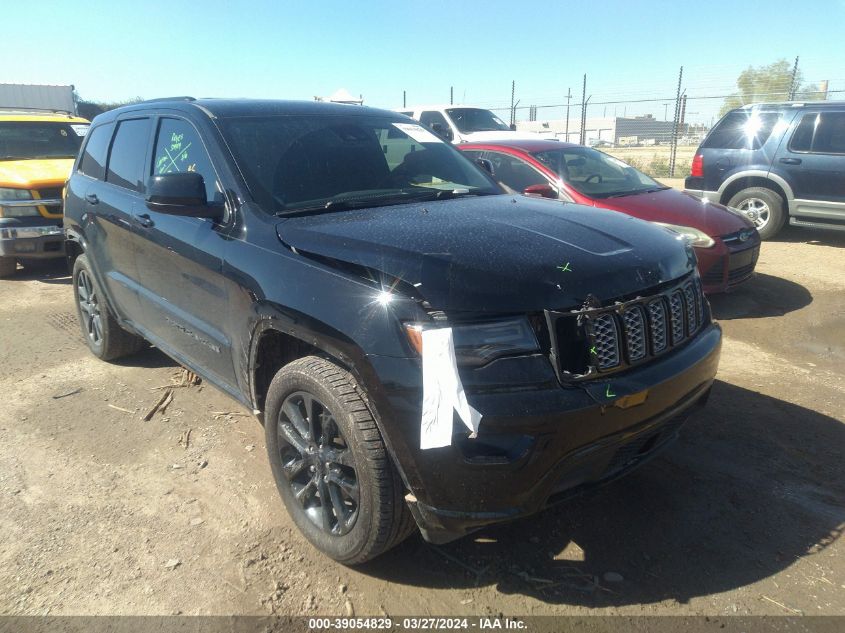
247,310,418,496
718,171,792,209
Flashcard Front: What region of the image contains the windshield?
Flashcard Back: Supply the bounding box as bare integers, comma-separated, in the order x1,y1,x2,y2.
446,108,511,134
219,114,501,214
532,146,666,198
0,121,88,160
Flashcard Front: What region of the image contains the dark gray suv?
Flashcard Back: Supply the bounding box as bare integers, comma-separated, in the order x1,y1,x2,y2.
685,101,845,239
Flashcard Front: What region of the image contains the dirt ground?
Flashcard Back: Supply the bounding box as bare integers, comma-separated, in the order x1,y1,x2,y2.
1,225,843,618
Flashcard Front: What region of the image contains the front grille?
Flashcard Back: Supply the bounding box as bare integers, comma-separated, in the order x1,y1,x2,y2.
36,187,63,200
590,313,620,369
728,263,755,283
546,274,708,381
622,306,646,362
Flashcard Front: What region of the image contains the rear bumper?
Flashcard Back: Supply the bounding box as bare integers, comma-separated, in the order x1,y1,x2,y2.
0,221,65,259
370,322,722,544
683,188,719,201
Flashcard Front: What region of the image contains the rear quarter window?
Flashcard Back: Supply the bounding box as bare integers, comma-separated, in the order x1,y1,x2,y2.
702,111,781,150
78,123,115,180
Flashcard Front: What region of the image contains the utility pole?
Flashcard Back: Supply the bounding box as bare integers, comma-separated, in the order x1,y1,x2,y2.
450,86,454,105
669,66,684,177
788,56,799,100
579,74,586,145
403,90,406,108
564,87,572,140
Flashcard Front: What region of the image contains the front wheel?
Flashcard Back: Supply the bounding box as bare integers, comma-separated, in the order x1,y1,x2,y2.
727,187,785,240
264,356,415,564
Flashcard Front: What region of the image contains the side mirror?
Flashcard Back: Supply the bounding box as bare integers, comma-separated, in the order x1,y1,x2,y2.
523,183,558,199
475,158,494,176
146,172,223,220
430,122,454,141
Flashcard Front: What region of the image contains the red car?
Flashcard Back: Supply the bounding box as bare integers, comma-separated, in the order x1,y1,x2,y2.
459,140,760,294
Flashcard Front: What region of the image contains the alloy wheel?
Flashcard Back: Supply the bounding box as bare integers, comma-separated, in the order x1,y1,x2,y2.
276,392,359,535
737,197,770,230
76,270,103,345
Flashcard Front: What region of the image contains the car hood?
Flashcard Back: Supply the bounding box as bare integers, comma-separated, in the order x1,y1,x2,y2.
276,195,696,313
595,187,754,237
460,130,557,143
0,158,74,188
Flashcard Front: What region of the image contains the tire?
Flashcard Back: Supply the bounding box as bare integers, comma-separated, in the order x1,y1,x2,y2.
264,356,415,564
727,186,785,240
0,257,16,278
72,254,146,361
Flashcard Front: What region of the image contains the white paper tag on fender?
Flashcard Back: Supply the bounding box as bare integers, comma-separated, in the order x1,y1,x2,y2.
420,328,482,450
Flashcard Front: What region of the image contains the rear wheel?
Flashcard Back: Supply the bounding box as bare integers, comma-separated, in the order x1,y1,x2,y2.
72,254,146,361
264,356,415,564
0,257,17,278
727,186,785,240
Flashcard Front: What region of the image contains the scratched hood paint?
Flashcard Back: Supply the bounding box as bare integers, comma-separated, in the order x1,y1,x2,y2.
276,195,696,313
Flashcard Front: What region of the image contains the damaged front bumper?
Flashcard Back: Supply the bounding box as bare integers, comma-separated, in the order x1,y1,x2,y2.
368,322,721,544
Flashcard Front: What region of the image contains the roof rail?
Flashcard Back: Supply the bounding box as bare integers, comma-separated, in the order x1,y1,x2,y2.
138,96,196,104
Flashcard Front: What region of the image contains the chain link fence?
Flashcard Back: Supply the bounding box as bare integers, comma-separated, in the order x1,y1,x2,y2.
441,59,844,180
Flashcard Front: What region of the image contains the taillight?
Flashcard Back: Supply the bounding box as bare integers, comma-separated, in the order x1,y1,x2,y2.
690,153,704,178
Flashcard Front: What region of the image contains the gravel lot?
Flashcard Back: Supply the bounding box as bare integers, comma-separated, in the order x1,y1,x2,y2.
1,225,843,617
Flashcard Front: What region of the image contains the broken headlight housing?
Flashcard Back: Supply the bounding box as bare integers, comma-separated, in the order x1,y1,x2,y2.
653,222,715,248
405,318,539,367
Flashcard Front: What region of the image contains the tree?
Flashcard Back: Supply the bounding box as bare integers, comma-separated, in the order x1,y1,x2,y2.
720,59,822,116
73,89,143,120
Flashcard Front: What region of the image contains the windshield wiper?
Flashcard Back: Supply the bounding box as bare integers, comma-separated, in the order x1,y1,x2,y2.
276,188,482,216
603,186,670,198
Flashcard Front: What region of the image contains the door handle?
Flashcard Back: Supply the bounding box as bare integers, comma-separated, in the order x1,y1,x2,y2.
85,193,99,205
135,213,154,228
780,157,802,165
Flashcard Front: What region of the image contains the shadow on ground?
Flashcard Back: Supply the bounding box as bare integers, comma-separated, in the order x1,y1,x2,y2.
360,381,845,607
5,259,70,284
772,225,845,248
114,345,180,370
709,273,812,320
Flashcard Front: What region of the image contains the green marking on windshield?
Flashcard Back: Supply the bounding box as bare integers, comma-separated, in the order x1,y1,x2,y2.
605,385,616,399
557,262,572,273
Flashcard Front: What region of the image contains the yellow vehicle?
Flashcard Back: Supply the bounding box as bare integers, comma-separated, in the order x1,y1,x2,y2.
0,111,89,277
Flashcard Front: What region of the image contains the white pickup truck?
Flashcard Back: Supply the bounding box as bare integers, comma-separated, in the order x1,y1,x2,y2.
398,105,556,144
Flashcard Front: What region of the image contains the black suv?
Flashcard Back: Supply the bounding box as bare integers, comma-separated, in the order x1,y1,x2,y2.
685,101,845,239
64,98,721,563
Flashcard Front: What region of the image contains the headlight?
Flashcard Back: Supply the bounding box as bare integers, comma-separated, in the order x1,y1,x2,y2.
654,222,715,248
405,318,539,367
0,188,40,218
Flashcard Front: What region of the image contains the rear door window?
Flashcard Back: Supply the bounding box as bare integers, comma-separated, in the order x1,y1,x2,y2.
78,123,115,180
106,118,152,191
789,112,845,154
702,111,781,150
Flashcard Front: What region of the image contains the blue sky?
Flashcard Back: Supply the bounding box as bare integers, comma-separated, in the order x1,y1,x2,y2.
4,0,844,124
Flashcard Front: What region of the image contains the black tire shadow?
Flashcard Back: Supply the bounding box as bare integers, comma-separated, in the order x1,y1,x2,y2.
708,273,812,320
359,381,844,607
5,258,70,284
771,225,845,248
